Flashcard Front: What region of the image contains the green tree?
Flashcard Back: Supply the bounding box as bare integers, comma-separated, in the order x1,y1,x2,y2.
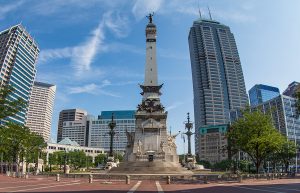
0,85,26,173
48,153,57,172
0,85,26,120
228,110,285,174
24,132,46,172
86,156,93,169
277,140,296,172
213,159,233,171
114,153,124,162
68,151,87,170
52,151,65,170
94,154,107,167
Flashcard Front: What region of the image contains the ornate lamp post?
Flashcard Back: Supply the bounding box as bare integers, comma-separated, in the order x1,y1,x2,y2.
183,113,194,158
108,113,116,157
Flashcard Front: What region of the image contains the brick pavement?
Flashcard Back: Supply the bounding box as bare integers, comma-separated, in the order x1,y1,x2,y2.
0,174,299,193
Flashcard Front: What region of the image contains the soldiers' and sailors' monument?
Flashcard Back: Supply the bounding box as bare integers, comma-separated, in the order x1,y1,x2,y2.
111,14,189,174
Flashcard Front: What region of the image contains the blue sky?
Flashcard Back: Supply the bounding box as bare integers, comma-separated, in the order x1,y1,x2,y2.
1,0,300,154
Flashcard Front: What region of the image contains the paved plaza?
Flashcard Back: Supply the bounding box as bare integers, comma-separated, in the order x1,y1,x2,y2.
0,175,300,193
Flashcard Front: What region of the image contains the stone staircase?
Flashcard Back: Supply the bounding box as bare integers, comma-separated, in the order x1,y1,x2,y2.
109,160,192,174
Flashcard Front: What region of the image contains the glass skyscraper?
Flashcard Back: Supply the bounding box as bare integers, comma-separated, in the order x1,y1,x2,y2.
249,84,280,107
188,18,248,162
0,24,39,124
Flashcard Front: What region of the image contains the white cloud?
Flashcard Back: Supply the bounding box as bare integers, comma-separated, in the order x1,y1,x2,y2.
132,0,164,21
39,11,130,77
166,102,184,111
0,1,24,20
68,83,98,94
39,22,104,76
103,12,130,38
68,81,120,98
72,22,104,74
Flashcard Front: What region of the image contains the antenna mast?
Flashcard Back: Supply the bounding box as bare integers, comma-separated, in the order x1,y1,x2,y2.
208,6,212,20
198,1,202,19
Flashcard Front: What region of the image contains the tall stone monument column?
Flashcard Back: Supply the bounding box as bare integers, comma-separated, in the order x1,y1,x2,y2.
127,14,178,163
110,14,189,174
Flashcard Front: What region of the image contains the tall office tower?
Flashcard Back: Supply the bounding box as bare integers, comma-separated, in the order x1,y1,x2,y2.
57,109,87,143
0,24,39,124
283,81,300,97
188,18,248,163
26,82,56,141
89,110,135,152
249,84,280,106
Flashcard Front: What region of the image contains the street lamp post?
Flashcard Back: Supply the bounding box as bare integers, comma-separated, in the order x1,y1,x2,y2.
108,113,116,157
183,113,194,159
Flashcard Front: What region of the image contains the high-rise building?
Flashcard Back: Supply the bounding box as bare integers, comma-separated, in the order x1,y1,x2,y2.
26,82,56,141
188,18,248,162
62,116,89,147
249,84,280,106
0,24,39,124
283,81,300,97
89,110,135,152
57,109,87,143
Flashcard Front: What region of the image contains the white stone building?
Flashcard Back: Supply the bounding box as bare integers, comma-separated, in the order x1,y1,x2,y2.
26,81,56,141
45,138,105,163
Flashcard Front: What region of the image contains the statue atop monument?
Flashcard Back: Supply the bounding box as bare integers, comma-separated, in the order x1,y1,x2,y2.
146,12,154,23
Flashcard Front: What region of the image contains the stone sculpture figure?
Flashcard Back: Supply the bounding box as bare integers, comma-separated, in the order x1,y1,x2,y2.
126,129,134,148
137,139,143,154
160,141,165,153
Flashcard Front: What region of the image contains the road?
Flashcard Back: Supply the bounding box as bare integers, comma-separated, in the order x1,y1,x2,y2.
0,175,299,193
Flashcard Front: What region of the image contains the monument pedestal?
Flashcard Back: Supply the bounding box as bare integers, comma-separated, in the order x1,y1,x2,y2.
109,160,192,174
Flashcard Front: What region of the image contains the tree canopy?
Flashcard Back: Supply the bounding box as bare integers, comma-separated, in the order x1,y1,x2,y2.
0,85,46,173
0,85,26,121
227,110,285,173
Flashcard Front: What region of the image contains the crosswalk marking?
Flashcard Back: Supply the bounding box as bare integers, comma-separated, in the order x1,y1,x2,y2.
127,181,142,193
156,181,164,193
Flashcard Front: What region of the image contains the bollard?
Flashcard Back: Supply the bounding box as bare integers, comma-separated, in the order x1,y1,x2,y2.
56,174,60,182
203,176,208,184
167,176,171,184
126,175,130,185
12,172,16,178
6,171,10,177
25,173,29,179
238,174,243,183
89,174,93,183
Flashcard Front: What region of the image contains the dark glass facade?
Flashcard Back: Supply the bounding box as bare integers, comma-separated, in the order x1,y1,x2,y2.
249,84,280,107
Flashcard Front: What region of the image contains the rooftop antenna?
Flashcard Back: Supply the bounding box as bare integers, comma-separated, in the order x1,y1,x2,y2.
197,1,202,19
208,6,212,20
